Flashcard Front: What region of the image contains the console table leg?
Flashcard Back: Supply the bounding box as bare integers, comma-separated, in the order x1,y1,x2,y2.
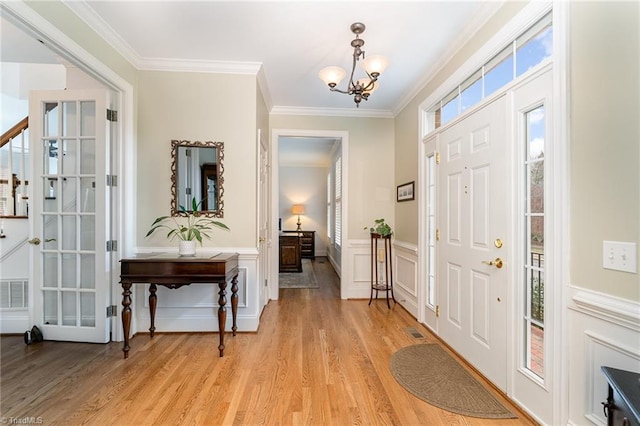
121,281,132,359
149,284,157,337
231,274,238,336
217,280,228,357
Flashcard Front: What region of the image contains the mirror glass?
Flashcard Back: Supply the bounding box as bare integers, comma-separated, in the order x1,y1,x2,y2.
171,140,224,217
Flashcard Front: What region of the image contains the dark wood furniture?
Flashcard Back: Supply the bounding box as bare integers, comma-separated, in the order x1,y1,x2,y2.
369,233,395,309
279,234,301,272
602,366,640,426
119,252,239,359
282,230,315,259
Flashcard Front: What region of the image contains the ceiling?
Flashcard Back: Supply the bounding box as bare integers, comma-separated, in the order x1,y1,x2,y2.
2,1,504,163
59,0,503,117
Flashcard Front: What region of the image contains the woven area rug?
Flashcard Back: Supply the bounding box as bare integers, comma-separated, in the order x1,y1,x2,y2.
390,344,516,419
279,259,319,288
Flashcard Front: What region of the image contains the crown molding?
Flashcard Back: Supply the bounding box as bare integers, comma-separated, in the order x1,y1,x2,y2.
392,1,505,116
271,105,394,119
63,0,141,68
137,57,262,74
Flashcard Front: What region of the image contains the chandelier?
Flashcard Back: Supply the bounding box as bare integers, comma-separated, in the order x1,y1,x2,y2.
318,22,388,107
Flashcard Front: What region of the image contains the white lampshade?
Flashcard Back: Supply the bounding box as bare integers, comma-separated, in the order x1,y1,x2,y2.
357,78,379,95
318,66,347,86
361,54,388,76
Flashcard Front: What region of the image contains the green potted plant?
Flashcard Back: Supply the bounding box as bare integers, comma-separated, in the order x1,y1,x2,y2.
146,197,229,256
364,218,393,238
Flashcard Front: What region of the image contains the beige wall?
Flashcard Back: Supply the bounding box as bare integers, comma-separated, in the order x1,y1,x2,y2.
569,2,640,301
25,1,138,85
393,2,527,245
138,71,258,248
270,115,395,241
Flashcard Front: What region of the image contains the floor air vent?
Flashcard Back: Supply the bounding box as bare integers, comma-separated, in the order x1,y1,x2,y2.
405,326,425,339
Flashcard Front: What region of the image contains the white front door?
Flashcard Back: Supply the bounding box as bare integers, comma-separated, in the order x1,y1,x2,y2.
437,95,509,390
29,89,112,343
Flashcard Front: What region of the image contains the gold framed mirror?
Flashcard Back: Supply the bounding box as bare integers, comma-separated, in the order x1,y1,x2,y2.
171,140,224,217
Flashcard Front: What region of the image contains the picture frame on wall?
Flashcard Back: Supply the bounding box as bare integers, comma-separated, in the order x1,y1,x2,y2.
397,181,415,202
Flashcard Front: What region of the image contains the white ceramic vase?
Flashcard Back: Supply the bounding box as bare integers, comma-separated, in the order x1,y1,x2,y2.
178,240,196,256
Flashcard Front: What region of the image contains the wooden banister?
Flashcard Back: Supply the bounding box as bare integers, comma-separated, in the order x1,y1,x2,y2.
0,116,28,148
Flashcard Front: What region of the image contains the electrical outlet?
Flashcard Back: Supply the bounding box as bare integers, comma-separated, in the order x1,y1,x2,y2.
603,241,637,273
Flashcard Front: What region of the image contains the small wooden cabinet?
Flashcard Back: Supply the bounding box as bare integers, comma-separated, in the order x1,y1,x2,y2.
279,234,302,272
602,366,640,426
282,230,315,259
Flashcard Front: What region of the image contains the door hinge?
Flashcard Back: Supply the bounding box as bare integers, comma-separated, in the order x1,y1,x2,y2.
436,305,440,317
107,305,117,317
435,152,441,164
106,175,118,186
435,228,440,241
106,109,118,122
106,240,118,252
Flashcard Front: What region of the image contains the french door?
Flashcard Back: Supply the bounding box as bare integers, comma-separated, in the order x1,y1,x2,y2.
29,89,113,343
437,95,509,390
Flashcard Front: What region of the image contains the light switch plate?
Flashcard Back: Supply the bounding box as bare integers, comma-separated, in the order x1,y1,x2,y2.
603,241,637,273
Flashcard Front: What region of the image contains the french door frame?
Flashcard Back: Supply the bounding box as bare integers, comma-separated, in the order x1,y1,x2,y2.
3,1,136,342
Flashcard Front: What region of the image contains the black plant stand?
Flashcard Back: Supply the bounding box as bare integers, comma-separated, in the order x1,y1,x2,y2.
369,233,395,308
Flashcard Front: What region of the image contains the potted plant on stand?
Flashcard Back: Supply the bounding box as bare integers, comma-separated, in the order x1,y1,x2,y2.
146,197,229,256
364,218,393,238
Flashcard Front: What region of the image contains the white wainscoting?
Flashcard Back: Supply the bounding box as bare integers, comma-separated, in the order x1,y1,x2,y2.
131,248,260,334
393,241,419,317
345,238,419,315
567,286,640,426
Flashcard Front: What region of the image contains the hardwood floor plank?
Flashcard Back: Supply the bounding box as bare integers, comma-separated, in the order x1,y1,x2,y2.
1,258,535,425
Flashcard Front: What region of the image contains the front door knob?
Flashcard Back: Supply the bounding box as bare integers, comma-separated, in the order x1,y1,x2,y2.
482,257,503,269
28,237,41,245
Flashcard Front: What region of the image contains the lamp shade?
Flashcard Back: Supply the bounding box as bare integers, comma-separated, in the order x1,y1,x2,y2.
292,204,305,215
361,54,388,76
318,66,346,87
357,78,379,95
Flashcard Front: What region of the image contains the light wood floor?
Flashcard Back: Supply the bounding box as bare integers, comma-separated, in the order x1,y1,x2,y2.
1,258,535,425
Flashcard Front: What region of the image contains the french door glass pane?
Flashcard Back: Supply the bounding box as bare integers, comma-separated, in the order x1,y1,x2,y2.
62,102,77,137
80,101,96,136
62,140,78,174
61,254,77,289
44,140,59,175
43,215,58,250
62,177,77,212
80,293,95,327
80,254,95,289
61,215,76,250
44,103,58,137
42,253,58,288
80,140,96,174
80,216,95,250
80,178,95,212
62,292,76,326
43,290,58,325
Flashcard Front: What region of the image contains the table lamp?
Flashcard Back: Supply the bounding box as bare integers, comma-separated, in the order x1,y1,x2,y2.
292,204,305,231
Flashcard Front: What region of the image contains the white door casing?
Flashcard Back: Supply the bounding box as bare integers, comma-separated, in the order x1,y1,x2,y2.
437,95,509,390
257,129,270,309
29,89,111,343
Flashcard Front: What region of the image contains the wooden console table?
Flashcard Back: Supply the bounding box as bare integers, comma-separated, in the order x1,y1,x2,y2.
119,252,239,359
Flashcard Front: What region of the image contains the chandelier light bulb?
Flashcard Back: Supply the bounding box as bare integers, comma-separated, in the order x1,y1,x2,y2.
362,54,388,77
318,66,347,87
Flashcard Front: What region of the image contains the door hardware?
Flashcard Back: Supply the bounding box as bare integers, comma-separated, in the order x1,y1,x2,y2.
482,257,503,269
494,238,503,248
28,237,41,245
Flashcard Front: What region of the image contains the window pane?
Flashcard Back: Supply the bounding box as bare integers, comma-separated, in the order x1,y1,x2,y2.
461,70,482,112
516,13,553,77
441,94,459,125
484,46,514,97
516,25,553,77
